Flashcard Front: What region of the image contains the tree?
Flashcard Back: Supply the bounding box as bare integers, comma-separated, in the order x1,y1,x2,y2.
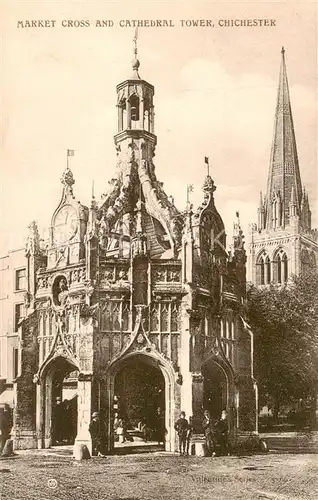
246,269,318,421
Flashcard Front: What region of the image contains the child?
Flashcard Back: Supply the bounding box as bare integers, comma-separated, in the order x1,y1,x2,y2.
186,416,194,455
174,411,189,455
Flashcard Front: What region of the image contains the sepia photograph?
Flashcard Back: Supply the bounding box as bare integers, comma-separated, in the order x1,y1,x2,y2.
0,1,317,498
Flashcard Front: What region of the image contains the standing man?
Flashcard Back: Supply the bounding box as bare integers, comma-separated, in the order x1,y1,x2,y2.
202,409,216,457
89,412,102,456
215,410,229,456
174,411,189,456
186,416,194,456
154,407,166,446
0,404,13,452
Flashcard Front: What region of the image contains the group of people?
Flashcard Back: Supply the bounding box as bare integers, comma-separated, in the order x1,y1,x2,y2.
89,407,166,456
89,407,229,457
175,409,229,457
202,409,229,456
52,397,77,445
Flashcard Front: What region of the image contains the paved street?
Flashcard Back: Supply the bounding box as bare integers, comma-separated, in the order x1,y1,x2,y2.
0,450,317,500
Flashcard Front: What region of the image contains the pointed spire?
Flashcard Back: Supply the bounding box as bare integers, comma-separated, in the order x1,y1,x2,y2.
265,48,302,228
259,191,263,208
231,211,246,263
25,221,41,256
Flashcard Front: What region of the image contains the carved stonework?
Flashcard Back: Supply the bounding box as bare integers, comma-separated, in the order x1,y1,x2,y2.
152,266,181,283
25,221,42,257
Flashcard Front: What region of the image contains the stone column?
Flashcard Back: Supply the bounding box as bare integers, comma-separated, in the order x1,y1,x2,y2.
11,320,38,450
117,104,123,132
74,373,94,455
150,107,154,133
179,300,192,419
140,98,144,129
35,380,44,449
191,373,204,432
126,100,131,130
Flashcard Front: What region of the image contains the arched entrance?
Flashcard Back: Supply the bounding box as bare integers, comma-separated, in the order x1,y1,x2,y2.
202,359,229,421
106,352,175,453
40,356,78,448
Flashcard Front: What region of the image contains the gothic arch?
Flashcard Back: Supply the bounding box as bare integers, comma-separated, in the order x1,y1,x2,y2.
272,248,288,284
301,248,317,272
105,350,176,452
37,355,79,448
201,354,235,430
256,249,271,285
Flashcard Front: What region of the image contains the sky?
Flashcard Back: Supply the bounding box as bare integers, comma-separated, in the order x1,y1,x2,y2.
0,0,317,255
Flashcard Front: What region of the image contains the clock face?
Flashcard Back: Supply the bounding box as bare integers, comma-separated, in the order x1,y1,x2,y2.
54,205,78,244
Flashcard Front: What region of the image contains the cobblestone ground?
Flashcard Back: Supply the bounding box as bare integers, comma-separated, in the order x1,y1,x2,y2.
0,451,317,500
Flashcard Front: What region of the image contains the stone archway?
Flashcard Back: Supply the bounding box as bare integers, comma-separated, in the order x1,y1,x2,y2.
105,352,176,453
38,356,79,448
201,356,235,430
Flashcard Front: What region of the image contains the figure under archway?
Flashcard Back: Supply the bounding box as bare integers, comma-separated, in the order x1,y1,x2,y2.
41,357,78,447
113,356,165,448
202,359,228,422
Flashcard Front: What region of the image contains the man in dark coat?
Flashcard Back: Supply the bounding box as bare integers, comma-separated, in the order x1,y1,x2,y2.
174,411,189,455
1,404,13,452
202,409,216,457
215,410,229,456
186,416,194,456
154,407,166,445
89,412,101,456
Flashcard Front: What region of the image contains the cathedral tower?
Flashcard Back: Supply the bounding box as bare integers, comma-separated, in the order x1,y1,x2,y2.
248,48,318,285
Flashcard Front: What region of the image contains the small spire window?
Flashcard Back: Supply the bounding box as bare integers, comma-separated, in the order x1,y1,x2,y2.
129,95,140,129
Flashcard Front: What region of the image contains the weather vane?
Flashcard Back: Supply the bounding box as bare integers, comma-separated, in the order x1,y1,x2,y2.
133,27,138,58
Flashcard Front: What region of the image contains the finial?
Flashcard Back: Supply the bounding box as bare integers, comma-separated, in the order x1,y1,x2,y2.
61,166,75,188
204,156,210,176
202,175,216,194
61,149,75,188
92,180,95,199
186,184,194,209
281,46,285,55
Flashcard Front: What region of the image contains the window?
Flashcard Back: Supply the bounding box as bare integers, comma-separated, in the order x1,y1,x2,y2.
265,257,271,284
14,303,25,331
15,268,26,291
260,259,265,285
273,250,288,283
13,347,19,379
256,252,271,285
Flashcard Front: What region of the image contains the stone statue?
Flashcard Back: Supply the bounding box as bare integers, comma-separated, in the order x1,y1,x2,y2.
57,278,69,307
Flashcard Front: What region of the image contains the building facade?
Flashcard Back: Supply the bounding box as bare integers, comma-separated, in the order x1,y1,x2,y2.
0,249,26,406
3,49,257,453
248,48,318,284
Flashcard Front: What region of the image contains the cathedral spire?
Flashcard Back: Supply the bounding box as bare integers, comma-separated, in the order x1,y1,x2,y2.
265,47,302,228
